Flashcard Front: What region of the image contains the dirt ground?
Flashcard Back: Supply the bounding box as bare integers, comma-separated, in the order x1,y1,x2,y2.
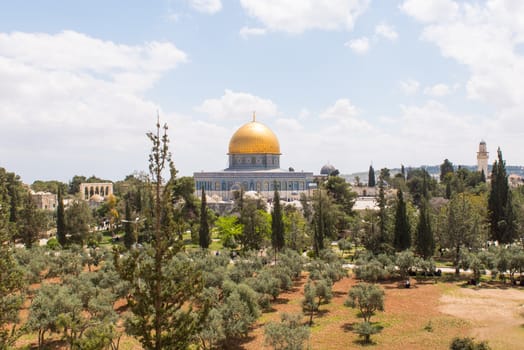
239,275,524,350
439,287,524,350
15,274,524,349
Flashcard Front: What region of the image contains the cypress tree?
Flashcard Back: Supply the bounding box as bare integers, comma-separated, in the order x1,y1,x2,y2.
480,169,486,183
0,173,26,347
56,187,66,246
377,176,389,252
271,189,285,260
488,148,516,243
445,182,452,199
20,191,40,249
393,189,410,251
415,172,434,257
312,189,326,257
368,165,376,187
440,159,454,182
415,198,434,258
199,187,210,249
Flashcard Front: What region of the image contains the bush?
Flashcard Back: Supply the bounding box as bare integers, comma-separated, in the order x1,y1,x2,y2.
264,313,309,350
246,270,280,308
354,260,389,282
278,249,303,279
46,237,61,250
450,337,491,350
353,321,381,344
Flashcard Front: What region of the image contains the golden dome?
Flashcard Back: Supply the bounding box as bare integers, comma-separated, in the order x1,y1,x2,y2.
228,120,281,154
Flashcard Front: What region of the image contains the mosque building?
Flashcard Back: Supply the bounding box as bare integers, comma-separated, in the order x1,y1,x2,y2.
194,115,314,201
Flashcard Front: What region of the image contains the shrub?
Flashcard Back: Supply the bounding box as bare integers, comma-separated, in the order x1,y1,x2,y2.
450,337,491,350
353,321,380,344
264,313,309,350
46,237,61,250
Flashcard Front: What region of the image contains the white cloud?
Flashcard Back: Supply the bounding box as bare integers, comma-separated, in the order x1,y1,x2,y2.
345,37,370,54
239,26,267,39
195,89,278,121
424,83,451,97
375,23,398,41
399,79,420,95
276,118,303,131
298,108,310,120
188,0,222,14
239,0,370,34
400,0,459,23
0,31,186,94
401,0,524,156
0,31,187,182
319,99,373,134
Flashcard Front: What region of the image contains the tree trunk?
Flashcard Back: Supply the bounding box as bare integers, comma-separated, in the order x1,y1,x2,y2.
454,245,460,275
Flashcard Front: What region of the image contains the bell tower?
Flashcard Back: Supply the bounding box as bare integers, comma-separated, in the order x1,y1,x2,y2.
477,140,489,177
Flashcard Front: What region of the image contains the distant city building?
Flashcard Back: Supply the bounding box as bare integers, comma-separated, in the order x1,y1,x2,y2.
353,186,377,197
477,140,489,177
31,191,57,210
79,182,114,200
194,115,314,201
353,197,379,211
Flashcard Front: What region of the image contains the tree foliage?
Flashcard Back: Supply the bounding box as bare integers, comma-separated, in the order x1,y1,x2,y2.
239,196,270,251
488,148,517,243
64,200,93,245
0,169,27,349
368,165,376,187
57,186,66,246
117,117,206,350
345,283,385,343
440,159,454,182
271,189,285,258
450,337,491,350
393,189,411,251
416,198,434,259
346,283,384,323
199,188,210,249
264,313,309,350
19,190,47,248
441,194,486,274
215,215,242,249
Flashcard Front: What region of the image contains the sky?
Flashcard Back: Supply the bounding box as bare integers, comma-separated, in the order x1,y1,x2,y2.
1,0,523,184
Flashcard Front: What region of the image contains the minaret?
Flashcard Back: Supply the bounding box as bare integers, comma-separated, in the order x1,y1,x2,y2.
477,140,489,177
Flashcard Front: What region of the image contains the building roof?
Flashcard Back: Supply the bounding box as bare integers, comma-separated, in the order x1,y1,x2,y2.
320,164,336,175
228,119,281,155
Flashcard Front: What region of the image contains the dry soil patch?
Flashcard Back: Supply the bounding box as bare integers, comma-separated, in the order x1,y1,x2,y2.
439,287,524,349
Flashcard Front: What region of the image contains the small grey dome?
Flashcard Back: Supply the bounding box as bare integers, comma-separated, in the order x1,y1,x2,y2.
320,164,336,175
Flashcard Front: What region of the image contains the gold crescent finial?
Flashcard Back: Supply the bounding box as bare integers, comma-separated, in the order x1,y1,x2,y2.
252,111,256,122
